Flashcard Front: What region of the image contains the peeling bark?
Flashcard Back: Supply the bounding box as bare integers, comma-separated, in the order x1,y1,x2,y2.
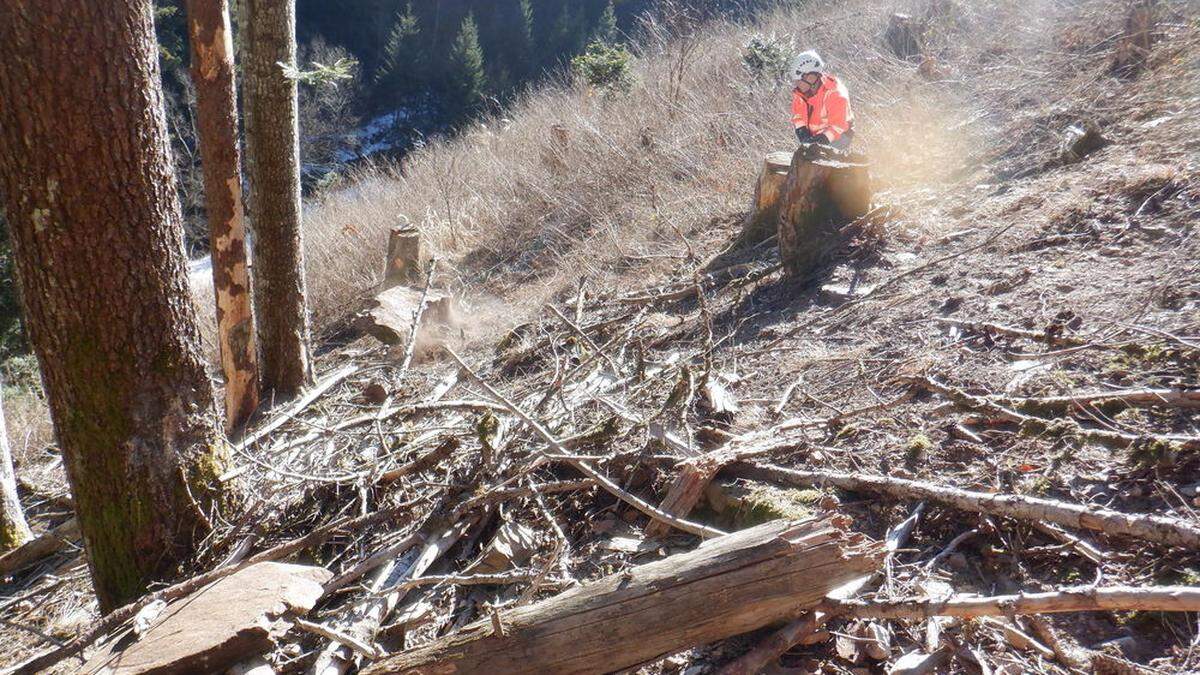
187,0,260,431
239,0,314,399
0,0,233,611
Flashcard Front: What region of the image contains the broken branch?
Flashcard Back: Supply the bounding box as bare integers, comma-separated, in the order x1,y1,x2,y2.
733,462,1200,550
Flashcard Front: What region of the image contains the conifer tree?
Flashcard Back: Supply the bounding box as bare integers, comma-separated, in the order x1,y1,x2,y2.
594,1,619,44
512,0,536,80
241,0,315,400
375,2,424,103
447,12,486,115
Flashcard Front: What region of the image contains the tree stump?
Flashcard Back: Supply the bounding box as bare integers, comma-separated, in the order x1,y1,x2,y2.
885,13,924,61
777,149,872,281
1111,0,1158,78
382,225,427,289
735,151,793,248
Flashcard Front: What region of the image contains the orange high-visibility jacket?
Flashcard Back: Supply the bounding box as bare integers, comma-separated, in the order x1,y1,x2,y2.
791,74,854,141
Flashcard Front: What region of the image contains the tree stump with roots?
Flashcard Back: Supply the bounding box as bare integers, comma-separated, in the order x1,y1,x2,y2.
735,151,793,248
777,149,872,281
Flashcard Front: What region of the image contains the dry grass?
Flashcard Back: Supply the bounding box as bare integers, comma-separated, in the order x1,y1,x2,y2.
292,0,1097,336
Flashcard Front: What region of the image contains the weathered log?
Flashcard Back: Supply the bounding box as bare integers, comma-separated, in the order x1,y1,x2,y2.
358,285,458,350
733,462,1200,550
777,150,872,280
80,562,330,674
0,517,79,576
382,225,429,289
362,516,884,674
830,585,1200,620
720,505,923,675
735,151,792,247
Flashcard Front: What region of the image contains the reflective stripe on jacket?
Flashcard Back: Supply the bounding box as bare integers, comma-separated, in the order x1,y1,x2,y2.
791,74,854,141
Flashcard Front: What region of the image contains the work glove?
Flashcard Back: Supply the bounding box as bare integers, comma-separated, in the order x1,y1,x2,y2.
807,132,831,145
794,127,815,144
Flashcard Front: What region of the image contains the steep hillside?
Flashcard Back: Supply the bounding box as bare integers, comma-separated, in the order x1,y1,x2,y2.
4,0,1199,672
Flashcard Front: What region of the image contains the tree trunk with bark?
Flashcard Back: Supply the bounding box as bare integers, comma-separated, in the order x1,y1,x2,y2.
187,0,260,431
0,0,233,611
240,0,314,399
0,387,32,554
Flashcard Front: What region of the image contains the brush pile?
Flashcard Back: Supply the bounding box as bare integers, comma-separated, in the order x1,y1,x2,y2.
10,211,1200,672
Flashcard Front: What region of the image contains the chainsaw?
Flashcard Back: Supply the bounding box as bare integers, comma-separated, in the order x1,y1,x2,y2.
796,142,869,167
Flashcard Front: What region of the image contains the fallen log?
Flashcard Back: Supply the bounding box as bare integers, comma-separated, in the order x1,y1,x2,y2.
357,284,457,351
935,317,1087,347
732,462,1200,550
1004,388,1200,414
720,504,923,675
361,516,884,674
829,585,1200,620
0,517,79,576
911,375,1198,453
80,563,330,674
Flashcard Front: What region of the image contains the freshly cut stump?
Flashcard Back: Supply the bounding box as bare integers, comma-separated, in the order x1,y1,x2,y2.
736,151,793,248
362,516,883,674
383,226,428,289
777,149,871,281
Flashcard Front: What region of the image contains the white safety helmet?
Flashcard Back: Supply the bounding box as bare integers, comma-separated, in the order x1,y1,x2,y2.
791,50,826,80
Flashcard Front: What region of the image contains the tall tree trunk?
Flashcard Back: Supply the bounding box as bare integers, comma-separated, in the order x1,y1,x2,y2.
240,0,314,400
0,386,33,554
187,0,261,431
0,0,234,612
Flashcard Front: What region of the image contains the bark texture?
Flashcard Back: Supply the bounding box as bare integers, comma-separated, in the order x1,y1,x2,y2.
735,151,792,248
0,0,230,611
777,151,872,280
187,0,260,430
239,0,314,399
382,226,428,289
0,387,33,553
362,517,884,674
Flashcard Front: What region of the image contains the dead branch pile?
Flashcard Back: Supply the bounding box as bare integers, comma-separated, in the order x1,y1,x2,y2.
8,236,1199,675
